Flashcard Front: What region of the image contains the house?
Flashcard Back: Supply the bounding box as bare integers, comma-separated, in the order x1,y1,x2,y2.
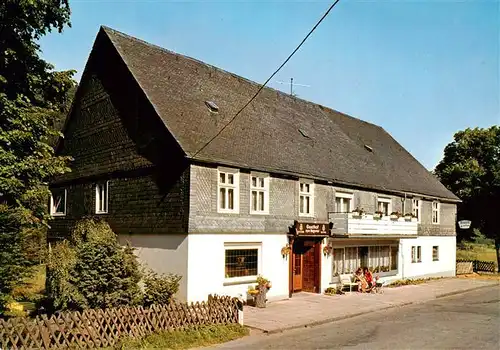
49,26,460,302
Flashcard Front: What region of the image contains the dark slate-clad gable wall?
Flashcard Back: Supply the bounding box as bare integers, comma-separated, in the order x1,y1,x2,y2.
49,32,188,239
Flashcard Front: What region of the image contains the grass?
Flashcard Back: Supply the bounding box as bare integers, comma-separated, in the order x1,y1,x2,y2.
115,324,249,349
456,243,497,264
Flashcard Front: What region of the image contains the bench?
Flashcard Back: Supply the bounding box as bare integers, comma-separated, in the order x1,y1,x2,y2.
339,274,359,293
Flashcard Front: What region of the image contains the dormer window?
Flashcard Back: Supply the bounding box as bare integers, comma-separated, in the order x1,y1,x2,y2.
205,100,219,113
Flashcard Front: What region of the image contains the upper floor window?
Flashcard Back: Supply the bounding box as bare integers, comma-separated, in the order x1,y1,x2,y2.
412,199,421,222
50,188,67,216
299,180,314,216
335,192,353,213
95,182,109,214
432,201,440,224
250,172,269,214
218,168,239,213
377,197,392,216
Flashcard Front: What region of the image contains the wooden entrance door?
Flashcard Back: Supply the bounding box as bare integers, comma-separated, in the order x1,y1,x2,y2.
293,253,303,291
291,239,321,294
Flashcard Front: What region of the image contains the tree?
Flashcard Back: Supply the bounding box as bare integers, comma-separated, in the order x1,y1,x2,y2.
46,219,143,312
434,126,500,269
0,0,75,312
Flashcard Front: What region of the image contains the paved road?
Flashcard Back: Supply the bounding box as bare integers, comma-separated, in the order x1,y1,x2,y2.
218,287,500,349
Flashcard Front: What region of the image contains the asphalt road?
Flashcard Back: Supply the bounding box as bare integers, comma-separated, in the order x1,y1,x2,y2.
217,286,500,350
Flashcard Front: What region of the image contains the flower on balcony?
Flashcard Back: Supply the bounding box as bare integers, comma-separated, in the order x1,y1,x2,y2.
352,207,364,217
390,211,401,220
404,213,416,221
374,211,384,219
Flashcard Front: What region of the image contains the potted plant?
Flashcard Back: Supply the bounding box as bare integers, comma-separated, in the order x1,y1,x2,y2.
281,244,291,258
323,245,332,256
404,213,414,221
352,207,364,218
374,210,384,219
390,211,400,220
254,275,272,308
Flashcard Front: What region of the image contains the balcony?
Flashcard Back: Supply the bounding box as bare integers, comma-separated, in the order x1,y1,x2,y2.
328,213,418,237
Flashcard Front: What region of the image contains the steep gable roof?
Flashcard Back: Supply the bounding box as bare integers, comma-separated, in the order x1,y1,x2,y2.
99,26,459,202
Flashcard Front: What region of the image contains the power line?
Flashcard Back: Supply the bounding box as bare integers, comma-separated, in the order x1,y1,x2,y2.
192,0,341,158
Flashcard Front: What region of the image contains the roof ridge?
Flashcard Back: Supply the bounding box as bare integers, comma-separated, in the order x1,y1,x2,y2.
100,25,379,130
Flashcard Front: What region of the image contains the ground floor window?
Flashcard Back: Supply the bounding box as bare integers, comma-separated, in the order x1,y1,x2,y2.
332,244,398,275
224,244,260,279
432,246,439,261
411,246,422,263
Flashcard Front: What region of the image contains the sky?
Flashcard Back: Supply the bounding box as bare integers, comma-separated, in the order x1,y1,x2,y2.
38,0,500,170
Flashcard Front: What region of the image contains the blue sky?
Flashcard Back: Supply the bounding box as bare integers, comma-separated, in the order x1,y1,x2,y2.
39,0,499,170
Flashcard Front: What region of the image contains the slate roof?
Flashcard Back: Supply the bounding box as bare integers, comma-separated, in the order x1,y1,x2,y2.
99,26,459,202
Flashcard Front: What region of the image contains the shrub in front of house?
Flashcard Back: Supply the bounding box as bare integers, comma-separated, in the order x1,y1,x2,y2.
46,218,143,312
143,270,182,306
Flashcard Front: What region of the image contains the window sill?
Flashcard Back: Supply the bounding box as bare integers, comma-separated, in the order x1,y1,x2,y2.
299,213,314,217
217,210,240,215
95,211,108,215
223,277,258,286
51,213,66,217
250,211,269,216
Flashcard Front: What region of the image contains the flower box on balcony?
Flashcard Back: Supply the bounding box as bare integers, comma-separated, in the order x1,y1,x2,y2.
351,208,364,218
373,211,383,220
390,212,400,220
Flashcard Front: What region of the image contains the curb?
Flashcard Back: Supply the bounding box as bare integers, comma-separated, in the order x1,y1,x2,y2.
254,284,495,335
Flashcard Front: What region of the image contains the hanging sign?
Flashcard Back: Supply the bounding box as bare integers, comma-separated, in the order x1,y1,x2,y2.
295,222,329,236
458,220,471,229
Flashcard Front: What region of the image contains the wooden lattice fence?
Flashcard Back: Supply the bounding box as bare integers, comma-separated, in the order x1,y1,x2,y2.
456,259,497,273
0,295,240,349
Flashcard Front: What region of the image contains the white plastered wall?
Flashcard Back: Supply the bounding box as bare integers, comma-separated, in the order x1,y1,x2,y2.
399,236,456,279
118,234,190,301
186,233,289,302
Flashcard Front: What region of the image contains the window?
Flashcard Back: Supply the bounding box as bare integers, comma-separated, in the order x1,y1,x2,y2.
432,201,440,224
332,245,398,276
411,246,422,263
224,244,260,280
95,182,109,214
377,197,392,216
218,168,239,213
335,192,353,213
250,173,269,214
433,246,439,261
299,180,314,216
50,189,67,216
412,199,422,222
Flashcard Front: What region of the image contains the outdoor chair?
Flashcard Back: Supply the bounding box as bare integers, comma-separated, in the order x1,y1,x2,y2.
339,274,359,293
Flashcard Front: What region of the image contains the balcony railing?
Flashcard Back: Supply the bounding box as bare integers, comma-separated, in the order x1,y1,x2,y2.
328,213,418,237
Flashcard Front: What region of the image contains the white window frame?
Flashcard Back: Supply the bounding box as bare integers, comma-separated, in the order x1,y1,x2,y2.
335,191,354,213
299,179,314,217
249,172,269,215
432,201,440,224
411,245,422,263
432,246,439,261
412,198,422,223
95,181,109,214
224,243,262,284
50,189,67,216
377,196,392,216
217,167,239,214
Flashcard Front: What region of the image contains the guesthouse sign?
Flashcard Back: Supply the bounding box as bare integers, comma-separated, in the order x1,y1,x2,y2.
295,222,329,236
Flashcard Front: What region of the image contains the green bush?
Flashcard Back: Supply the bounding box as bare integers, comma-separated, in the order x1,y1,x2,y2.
143,270,181,306
46,218,143,312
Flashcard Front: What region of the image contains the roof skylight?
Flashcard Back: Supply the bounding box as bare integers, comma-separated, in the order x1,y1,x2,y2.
205,100,219,113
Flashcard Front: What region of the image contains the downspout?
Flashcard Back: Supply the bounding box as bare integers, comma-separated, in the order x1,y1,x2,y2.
400,193,407,279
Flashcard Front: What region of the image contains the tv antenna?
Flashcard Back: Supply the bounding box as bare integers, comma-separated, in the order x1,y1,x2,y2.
275,78,310,96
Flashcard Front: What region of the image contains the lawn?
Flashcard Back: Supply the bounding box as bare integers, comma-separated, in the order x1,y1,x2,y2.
456,243,497,266
115,324,249,349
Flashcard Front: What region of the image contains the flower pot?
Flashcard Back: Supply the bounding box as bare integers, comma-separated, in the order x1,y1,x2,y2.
255,286,268,308
390,215,398,220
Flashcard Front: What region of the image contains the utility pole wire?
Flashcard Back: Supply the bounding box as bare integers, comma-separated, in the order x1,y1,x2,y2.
192,0,341,158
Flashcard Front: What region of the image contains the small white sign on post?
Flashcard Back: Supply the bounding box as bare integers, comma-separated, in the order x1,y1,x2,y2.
458,220,471,229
